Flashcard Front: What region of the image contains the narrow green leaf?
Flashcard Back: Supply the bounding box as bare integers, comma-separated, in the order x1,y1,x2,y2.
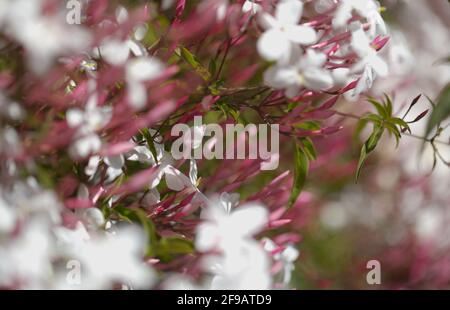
300,137,317,160
368,98,388,118
425,84,450,138
356,143,367,183
288,141,309,208
384,94,393,117
355,125,384,182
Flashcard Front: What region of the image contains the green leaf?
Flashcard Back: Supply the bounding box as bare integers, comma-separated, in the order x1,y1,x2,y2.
425,84,450,138
355,124,384,182
179,46,211,81
384,94,393,117
141,128,159,165
288,140,309,208
156,237,194,260
300,137,317,160
368,98,388,118
356,143,367,183
362,113,384,125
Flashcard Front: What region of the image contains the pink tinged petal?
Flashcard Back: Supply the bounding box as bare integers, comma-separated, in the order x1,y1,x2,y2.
257,29,290,61
164,165,192,191
284,25,317,45
112,167,158,195
100,141,136,157
65,198,93,209
275,0,303,25
149,168,165,189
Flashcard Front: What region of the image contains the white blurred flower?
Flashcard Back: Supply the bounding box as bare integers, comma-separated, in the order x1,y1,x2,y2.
333,0,386,38
197,200,271,289
126,57,165,109
264,49,333,98
263,238,299,285
60,225,155,289
67,82,112,158
0,0,91,74
197,201,268,252
0,218,54,288
257,0,317,63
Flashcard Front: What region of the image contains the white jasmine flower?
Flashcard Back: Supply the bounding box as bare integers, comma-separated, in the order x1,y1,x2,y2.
67,88,112,158
0,196,16,233
264,49,333,98
263,238,299,285
126,57,165,109
347,26,388,99
257,0,317,63
196,201,268,252
0,0,92,74
333,0,386,38
60,226,155,289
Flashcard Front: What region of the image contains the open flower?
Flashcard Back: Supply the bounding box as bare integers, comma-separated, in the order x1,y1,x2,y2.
333,0,387,38
125,57,165,109
257,0,317,63
264,49,333,98
67,85,112,158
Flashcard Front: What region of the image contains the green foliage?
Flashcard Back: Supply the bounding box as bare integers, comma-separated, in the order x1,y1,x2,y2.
288,139,309,208
425,84,450,138
355,95,411,181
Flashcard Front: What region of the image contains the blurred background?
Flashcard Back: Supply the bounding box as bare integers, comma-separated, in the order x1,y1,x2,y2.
291,0,450,289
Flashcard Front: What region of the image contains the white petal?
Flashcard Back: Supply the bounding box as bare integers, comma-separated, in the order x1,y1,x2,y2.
164,166,192,191
127,82,147,109
115,6,129,24
133,24,148,41
257,12,279,30
369,55,388,77
126,57,164,82
104,154,125,169
100,39,130,66
149,168,165,189
275,0,303,25
303,68,334,90
257,29,290,61
263,66,297,89
285,25,317,45
230,204,268,237
351,28,371,57
66,109,84,127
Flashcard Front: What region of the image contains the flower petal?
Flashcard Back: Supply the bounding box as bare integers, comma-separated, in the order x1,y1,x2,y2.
285,25,317,45
275,0,303,25
257,29,290,61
